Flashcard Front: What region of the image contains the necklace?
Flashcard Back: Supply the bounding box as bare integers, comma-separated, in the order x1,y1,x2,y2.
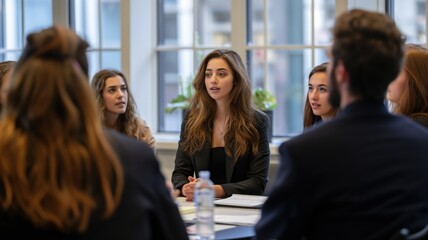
216,118,227,136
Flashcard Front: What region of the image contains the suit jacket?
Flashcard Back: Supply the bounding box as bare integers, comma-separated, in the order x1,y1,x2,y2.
411,113,428,129
172,110,270,197
0,130,188,240
255,100,428,240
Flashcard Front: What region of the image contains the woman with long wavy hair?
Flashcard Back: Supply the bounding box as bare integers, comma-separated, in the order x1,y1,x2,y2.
91,69,155,149
0,25,187,239
172,49,270,201
387,44,428,128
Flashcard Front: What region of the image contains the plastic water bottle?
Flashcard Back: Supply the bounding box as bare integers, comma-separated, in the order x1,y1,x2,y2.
195,171,215,240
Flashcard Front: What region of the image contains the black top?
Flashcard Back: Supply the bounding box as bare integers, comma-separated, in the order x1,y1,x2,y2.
209,147,227,184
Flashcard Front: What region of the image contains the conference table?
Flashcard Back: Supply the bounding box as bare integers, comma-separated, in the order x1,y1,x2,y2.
176,195,265,240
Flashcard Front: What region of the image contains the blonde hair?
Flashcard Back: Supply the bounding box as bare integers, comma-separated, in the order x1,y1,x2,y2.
0,26,124,232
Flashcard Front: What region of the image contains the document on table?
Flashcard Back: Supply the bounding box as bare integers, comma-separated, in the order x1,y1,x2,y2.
214,214,261,226
214,194,268,208
179,205,196,215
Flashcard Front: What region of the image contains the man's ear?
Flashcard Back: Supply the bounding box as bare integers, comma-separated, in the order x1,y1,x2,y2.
335,60,348,86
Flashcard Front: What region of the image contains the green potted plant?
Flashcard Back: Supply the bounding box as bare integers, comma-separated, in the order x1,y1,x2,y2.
164,75,194,114
253,88,277,142
253,88,277,111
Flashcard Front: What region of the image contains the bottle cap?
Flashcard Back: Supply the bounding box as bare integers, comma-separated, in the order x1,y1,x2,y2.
199,171,210,179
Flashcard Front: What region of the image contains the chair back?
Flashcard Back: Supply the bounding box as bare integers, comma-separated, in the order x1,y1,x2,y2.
391,223,428,240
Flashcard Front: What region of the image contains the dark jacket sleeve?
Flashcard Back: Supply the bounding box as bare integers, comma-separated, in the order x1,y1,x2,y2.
139,151,189,240
220,110,271,196
255,142,303,240
106,131,189,240
171,116,194,192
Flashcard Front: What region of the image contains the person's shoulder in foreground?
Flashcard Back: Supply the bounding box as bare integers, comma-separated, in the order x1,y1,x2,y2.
88,130,188,240
0,131,188,240
255,9,428,240
0,25,187,240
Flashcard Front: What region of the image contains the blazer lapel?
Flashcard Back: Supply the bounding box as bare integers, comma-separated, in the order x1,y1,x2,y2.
225,154,234,183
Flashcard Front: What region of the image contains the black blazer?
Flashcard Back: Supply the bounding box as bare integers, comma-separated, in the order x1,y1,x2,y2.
172,110,270,197
0,130,188,240
255,100,428,240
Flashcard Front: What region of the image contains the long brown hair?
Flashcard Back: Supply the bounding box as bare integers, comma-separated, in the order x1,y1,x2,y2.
180,49,260,160
0,26,124,232
392,45,428,119
303,62,338,128
91,69,142,139
0,61,16,111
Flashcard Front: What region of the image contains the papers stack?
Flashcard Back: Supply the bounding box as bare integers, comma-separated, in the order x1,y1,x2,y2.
214,194,268,208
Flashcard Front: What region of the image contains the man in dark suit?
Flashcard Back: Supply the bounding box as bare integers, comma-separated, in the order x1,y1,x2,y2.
255,9,428,240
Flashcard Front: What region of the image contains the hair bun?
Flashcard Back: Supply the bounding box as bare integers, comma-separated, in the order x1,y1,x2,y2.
18,25,89,76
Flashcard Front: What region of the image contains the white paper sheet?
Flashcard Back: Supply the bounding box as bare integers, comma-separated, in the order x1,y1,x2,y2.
214,194,267,208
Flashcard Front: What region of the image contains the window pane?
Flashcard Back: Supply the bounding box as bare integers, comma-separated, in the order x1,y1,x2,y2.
267,0,311,45
1,0,51,61
73,0,100,48
158,50,195,132
3,0,22,49
88,51,123,80
195,0,231,47
349,0,379,11
314,0,335,45
248,49,265,89
0,52,20,61
23,0,52,37
393,0,426,44
101,51,121,69
2,0,52,50
314,48,329,65
269,49,311,136
88,51,100,79
101,0,121,48
248,0,264,46
158,0,193,46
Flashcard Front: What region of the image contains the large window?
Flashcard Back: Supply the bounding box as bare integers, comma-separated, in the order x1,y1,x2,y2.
246,0,334,136
157,0,233,132
389,0,426,45
0,0,121,78
0,0,52,61
72,0,121,78
0,0,426,141
157,0,335,137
